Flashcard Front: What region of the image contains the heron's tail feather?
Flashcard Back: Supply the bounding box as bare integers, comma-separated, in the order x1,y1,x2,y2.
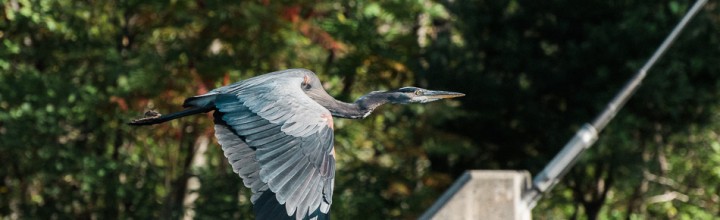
128,106,213,126
183,92,218,108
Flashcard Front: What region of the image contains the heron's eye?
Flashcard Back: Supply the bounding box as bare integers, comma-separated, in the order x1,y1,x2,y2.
414,90,423,95
302,82,312,90
302,75,312,90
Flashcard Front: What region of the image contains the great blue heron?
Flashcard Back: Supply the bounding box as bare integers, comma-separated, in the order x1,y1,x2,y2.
130,69,464,220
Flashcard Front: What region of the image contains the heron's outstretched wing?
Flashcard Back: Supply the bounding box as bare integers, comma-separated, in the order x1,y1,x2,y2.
211,69,335,220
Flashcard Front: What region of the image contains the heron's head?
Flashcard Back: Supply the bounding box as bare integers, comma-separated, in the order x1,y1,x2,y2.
385,87,465,104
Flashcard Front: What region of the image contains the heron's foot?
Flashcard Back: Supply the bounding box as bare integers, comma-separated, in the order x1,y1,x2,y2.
130,110,162,124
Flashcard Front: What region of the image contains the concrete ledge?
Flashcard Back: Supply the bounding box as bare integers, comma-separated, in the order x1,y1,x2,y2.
420,170,532,220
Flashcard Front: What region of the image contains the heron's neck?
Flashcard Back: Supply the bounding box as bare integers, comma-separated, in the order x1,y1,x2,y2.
326,92,390,119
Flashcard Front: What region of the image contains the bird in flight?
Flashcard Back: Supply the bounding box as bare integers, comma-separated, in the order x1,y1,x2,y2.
130,69,464,220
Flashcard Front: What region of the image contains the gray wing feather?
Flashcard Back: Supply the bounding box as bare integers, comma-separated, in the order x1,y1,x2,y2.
211,69,335,220
292,168,318,217
281,163,312,213
214,124,265,194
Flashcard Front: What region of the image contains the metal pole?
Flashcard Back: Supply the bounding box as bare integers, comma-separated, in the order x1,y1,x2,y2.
523,0,708,208
591,0,709,131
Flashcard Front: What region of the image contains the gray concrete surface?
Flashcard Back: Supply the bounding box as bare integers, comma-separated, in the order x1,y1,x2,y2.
420,170,532,220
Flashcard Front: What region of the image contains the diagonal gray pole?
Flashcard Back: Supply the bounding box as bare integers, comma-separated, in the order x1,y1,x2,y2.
523,0,708,208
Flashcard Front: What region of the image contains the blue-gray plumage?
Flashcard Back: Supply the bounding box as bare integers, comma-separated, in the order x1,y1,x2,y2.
129,69,464,220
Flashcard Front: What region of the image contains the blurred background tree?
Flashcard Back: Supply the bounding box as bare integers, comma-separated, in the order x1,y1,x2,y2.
1,0,718,219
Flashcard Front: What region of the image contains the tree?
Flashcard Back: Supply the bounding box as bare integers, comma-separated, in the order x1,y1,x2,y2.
421,0,720,219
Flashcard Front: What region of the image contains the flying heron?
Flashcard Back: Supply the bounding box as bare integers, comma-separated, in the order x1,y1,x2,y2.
130,69,464,220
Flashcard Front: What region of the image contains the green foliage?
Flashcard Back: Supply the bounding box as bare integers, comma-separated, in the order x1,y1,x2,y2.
1,0,719,219
423,0,720,219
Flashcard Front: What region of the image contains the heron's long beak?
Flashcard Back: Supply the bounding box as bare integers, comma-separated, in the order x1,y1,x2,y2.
423,90,465,99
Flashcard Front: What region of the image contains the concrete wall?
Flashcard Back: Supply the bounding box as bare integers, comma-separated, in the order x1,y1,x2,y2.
420,170,532,220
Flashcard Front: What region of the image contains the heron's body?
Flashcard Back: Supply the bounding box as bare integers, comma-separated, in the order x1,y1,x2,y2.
130,69,463,220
